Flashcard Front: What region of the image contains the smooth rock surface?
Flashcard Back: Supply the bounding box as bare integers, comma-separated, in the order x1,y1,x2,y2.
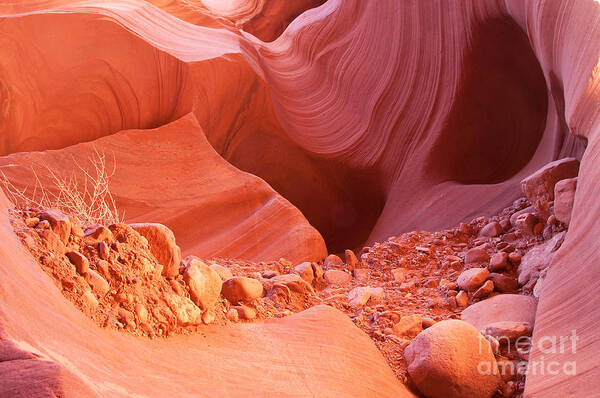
465,247,490,264
461,294,537,331
479,222,502,238
457,268,490,292
554,177,578,225
521,158,579,220
405,320,500,398
209,264,234,282
392,314,423,338
130,223,182,278
221,277,264,304
183,260,222,310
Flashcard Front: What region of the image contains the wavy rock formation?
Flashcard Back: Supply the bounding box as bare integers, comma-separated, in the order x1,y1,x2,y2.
0,0,599,396
0,113,326,263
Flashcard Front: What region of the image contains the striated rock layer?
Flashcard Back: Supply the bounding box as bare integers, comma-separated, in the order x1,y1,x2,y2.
0,0,599,395
0,113,327,263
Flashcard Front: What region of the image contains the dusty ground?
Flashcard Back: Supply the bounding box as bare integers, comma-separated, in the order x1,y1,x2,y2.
9,196,564,397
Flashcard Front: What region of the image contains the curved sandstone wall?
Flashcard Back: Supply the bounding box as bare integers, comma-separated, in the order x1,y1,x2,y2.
0,0,599,395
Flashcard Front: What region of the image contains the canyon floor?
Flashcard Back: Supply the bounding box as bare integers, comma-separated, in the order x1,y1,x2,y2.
8,178,570,397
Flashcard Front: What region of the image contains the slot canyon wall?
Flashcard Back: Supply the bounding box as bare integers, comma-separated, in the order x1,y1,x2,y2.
0,0,599,396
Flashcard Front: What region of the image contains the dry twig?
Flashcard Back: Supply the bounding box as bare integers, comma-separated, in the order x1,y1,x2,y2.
0,148,122,225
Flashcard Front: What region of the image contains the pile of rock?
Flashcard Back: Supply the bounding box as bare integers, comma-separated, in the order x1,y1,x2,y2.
402,158,580,398
15,207,335,332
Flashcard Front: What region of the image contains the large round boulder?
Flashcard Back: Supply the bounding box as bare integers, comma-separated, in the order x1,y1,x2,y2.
404,319,500,398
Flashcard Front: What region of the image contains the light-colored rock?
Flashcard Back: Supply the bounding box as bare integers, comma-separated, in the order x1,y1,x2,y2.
456,290,469,307
165,294,201,326
202,309,215,324
95,260,109,277
400,280,416,292
129,223,182,278
554,177,577,225
352,268,369,281
438,279,456,290
392,314,423,338
461,294,537,330
324,269,352,286
405,320,500,398
221,276,264,304
311,263,324,280
261,270,279,279
183,260,222,310
520,157,580,220
347,286,384,307
233,306,257,320
226,308,239,322
39,209,71,243
81,291,98,309
510,206,534,227
457,268,489,292
209,264,233,282
25,217,39,228
134,304,148,324
532,268,548,299
294,262,315,283
84,226,113,241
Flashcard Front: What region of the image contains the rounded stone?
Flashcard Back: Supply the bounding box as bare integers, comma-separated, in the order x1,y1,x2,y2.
404,320,501,398
457,268,490,292
221,277,264,304
183,260,222,310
